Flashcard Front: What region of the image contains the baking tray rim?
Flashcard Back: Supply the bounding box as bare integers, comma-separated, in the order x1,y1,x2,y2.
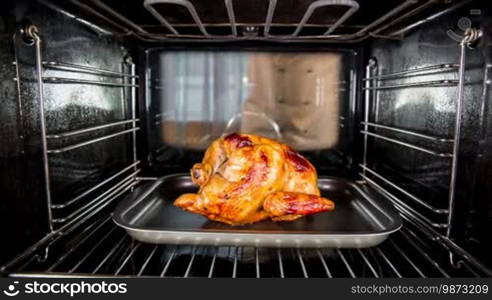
112,173,403,236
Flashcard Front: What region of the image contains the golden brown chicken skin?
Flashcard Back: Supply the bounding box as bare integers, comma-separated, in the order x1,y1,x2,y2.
174,133,335,225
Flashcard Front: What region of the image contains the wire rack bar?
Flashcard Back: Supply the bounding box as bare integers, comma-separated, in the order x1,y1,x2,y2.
400,230,450,278
359,164,448,214
37,0,112,35
115,243,142,275
363,63,459,81
43,61,138,78
361,174,448,229
160,246,177,277
232,247,238,278
263,0,276,36
68,0,132,34
28,28,55,232
52,171,139,223
255,248,260,278
47,119,139,139
68,227,119,273
296,249,308,278
388,239,426,278
360,130,453,157
376,248,402,278
137,245,158,276
362,79,459,90
291,0,360,37
43,76,138,87
389,0,473,37
224,0,237,36
336,249,355,278
47,217,112,272
369,0,438,36
357,249,379,278
47,128,140,154
208,247,218,278
144,0,209,36
51,161,140,209
184,246,197,278
92,235,128,274
277,248,285,278
316,250,332,278
361,121,453,142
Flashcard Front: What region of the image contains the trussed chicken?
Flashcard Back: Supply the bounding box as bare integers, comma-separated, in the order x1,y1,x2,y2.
174,133,335,225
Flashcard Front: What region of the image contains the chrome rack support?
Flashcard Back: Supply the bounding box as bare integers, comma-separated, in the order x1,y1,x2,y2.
263,0,277,37
224,0,237,36
361,121,453,142
42,77,138,87
362,59,377,177
21,25,54,232
47,127,140,154
363,63,459,81
362,79,459,90
46,119,139,139
447,28,482,265
126,56,138,175
42,61,138,78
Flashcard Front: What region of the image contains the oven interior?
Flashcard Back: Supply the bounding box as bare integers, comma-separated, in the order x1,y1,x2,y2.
1,0,491,278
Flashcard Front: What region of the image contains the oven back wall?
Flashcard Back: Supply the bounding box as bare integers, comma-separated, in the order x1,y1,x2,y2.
0,1,132,265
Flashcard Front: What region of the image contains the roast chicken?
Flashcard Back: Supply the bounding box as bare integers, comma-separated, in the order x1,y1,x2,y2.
174,133,335,225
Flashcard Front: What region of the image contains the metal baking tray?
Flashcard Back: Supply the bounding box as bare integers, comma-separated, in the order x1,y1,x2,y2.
113,174,402,248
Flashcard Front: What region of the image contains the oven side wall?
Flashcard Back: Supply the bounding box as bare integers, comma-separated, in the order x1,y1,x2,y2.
366,3,492,268
0,0,135,265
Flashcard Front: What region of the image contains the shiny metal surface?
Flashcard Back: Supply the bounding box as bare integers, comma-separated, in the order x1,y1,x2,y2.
2,0,492,276
47,119,139,139
367,5,490,267
37,0,463,42
361,121,453,142
113,175,402,248
446,28,482,239
47,127,140,154
42,61,139,78
30,26,55,231
2,1,137,258
6,207,490,277
360,130,453,157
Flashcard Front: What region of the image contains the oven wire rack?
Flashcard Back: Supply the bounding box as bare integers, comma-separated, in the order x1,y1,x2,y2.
37,0,473,42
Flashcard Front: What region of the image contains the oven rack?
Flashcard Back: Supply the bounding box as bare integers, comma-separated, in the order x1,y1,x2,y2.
3,204,491,278
38,0,472,42
13,26,140,231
